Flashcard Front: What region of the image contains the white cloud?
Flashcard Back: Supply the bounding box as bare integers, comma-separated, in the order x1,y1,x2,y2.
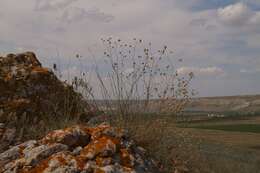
218,3,252,25
177,66,225,76
218,2,260,26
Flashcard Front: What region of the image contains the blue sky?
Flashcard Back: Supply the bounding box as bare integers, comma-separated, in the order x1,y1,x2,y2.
191,0,240,10
0,0,260,97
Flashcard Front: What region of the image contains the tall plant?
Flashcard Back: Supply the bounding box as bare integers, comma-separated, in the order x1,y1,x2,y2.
94,37,194,122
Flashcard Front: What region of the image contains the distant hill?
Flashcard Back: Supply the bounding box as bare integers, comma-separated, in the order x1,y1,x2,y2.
186,95,260,113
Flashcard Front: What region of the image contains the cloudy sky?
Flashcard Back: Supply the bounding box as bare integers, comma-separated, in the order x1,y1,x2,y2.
0,0,260,97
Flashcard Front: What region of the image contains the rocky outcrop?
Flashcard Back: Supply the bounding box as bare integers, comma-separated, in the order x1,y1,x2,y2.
0,52,94,139
0,124,159,173
0,52,160,172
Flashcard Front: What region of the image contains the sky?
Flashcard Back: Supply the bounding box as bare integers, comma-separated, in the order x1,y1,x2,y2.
0,0,260,97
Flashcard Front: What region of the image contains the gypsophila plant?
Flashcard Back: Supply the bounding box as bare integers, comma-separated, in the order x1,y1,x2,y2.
94,37,194,123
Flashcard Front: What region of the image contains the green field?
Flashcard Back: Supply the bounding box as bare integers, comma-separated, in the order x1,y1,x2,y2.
189,124,260,133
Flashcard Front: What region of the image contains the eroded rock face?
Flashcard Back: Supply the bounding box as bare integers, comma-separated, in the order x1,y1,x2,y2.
0,52,93,137
0,124,159,173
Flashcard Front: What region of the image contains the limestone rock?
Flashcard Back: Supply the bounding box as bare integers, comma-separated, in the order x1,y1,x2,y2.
0,124,159,173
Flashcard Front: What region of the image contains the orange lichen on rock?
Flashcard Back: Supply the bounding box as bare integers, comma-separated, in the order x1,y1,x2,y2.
23,157,51,173
80,135,119,159
30,66,50,74
4,72,12,81
0,124,159,173
83,124,111,139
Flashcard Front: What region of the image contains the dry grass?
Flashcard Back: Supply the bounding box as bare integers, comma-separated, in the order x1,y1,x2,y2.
111,114,206,173
117,114,260,173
